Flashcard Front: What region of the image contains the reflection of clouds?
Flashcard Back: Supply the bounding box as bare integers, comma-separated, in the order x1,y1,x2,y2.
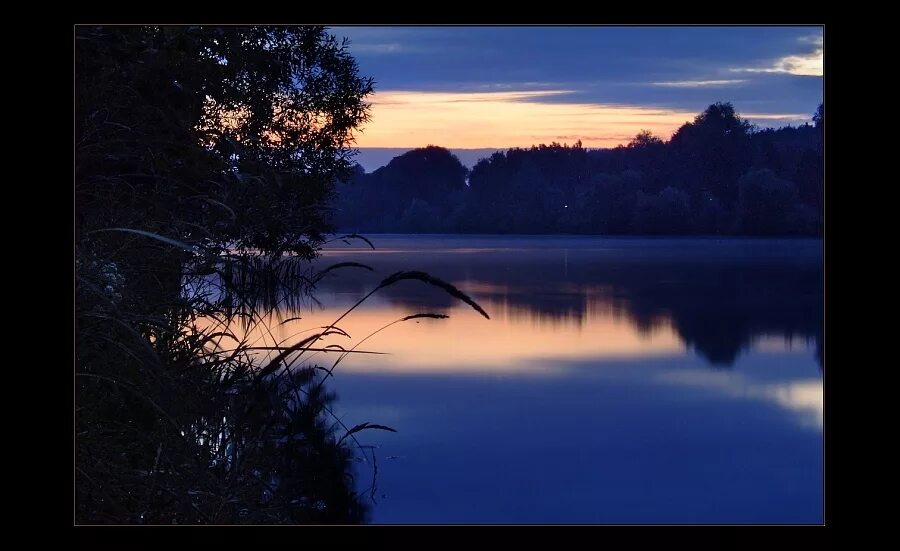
766,382,823,430
658,370,823,431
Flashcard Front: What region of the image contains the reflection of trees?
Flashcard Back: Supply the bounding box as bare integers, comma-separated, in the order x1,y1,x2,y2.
815,333,824,371
312,241,823,368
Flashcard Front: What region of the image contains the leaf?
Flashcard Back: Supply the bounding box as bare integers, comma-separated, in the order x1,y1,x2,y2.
337,233,375,250
377,271,490,319
337,422,397,446
255,330,351,380
399,313,449,322
278,316,304,326
313,261,374,281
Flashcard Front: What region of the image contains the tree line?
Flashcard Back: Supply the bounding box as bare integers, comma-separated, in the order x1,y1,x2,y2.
335,102,823,236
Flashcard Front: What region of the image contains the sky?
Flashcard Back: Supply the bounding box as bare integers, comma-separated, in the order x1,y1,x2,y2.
328,26,824,171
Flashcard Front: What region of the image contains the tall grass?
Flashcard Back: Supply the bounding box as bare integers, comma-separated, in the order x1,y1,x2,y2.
75,230,487,524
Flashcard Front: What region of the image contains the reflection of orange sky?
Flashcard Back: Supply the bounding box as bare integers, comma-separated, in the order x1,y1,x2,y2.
352,90,698,149
199,273,814,375
201,299,687,375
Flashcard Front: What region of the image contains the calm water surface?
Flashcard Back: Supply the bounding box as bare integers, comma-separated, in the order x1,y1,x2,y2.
255,235,823,523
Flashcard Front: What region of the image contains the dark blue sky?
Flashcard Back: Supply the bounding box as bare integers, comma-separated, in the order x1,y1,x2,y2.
329,26,823,168
333,26,822,113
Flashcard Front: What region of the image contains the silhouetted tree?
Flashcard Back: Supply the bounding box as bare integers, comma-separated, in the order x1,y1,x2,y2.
669,102,754,206
336,146,467,232
813,103,824,157
634,186,691,234
628,129,665,149
76,25,375,524
813,103,824,130
334,102,823,237
736,169,800,234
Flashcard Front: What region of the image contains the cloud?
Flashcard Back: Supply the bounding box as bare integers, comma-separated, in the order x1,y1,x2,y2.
475,81,562,91
350,42,405,54
731,34,823,76
742,112,811,121
347,42,436,55
798,34,824,46
742,112,815,127
651,79,747,88
352,90,808,148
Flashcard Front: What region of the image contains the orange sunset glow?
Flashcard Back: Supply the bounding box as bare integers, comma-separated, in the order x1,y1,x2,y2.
352,90,699,149
350,90,810,149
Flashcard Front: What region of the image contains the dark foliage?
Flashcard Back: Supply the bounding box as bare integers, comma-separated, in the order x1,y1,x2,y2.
335,102,823,236
75,25,380,524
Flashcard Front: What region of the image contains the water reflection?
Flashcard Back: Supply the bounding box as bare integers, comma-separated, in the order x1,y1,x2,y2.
210,236,824,523
313,236,823,369
225,305,685,374
659,369,824,430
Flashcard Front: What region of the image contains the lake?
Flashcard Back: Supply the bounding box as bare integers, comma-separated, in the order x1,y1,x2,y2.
256,235,824,524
